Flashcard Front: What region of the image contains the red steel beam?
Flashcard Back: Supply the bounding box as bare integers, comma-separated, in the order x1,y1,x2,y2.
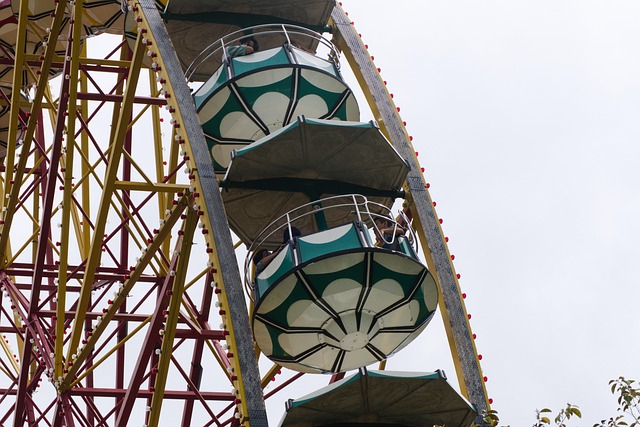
76,92,166,106
182,270,216,426
116,220,194,425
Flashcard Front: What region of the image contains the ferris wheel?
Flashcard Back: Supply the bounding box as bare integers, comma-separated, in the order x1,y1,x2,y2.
0,1,490,426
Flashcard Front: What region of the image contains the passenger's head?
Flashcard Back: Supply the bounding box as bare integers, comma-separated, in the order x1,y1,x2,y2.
252,249,270,266
240,36,259,52
282,226,301,243
374,217,391,228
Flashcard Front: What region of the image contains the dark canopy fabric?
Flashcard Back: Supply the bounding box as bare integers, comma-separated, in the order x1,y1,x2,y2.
165,0,336,80
280,369,477,427
220,117,409,246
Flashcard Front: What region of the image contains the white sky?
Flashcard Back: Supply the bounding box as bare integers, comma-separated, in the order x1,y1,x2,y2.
338,1,640,425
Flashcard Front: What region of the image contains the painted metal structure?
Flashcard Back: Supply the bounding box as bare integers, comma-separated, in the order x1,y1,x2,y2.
330,6,491,424
0,0,489,426
247,196,438,375
190,23,360,175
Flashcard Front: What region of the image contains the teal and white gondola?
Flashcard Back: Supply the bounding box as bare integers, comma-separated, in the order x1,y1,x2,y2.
192,25,360,173
251,218,438,374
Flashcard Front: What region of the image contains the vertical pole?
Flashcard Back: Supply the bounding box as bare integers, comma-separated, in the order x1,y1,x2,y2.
134,1,268,425
331,5,490,423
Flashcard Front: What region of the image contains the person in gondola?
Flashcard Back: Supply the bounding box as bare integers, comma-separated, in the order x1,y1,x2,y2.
253,249,275,275
253,226,302,275
374,217,405,251
282,226,301,243
226,36,259,58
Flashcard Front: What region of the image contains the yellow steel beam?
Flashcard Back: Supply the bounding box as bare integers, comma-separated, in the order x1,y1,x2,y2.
0,46,24,280
80,43,91,259
182,266,209,293
68,171,87,258
0,335,19,374
66,42,93,261
151,70,166,219
113,181,188,193
148,207,199,426
3,0,30,203
163,127,181,260
6,229,39,267
78,58,137,68
31,175,40,263
121,148,166,187
65,31,146,361
260,364,282,389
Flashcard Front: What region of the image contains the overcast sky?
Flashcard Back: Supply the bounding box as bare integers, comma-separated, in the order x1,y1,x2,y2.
337,1,640,425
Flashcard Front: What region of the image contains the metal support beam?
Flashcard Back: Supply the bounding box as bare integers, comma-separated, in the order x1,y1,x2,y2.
13,4,74,424
133,1,268,425
56,0,86,382
331,5,490,423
